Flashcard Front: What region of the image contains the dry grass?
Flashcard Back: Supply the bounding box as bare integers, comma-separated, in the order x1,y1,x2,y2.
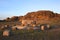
0,29,60,40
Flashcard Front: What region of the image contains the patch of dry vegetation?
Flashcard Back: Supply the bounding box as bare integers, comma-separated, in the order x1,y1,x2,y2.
0,29,60,40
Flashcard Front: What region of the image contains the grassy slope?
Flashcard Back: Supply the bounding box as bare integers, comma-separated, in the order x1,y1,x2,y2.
0,21,60,40
0,28,60,40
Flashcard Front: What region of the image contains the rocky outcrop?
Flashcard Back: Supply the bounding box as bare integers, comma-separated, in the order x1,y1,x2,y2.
23,10,55,20
4,10,60,25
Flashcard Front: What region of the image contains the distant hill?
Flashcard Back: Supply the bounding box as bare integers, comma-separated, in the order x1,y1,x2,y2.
21,10,60,25
23,10,58,20
4,10,60,25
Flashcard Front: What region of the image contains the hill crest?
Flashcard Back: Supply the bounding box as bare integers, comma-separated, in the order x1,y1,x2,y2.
4,10,60,22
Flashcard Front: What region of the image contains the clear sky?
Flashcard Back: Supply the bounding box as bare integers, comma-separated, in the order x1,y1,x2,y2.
0,0,60,20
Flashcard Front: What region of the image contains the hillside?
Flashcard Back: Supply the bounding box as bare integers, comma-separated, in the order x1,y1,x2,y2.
5,10,60,20
22,10,60,25
4,10,60,25
23,10,55,20
0,10,60,40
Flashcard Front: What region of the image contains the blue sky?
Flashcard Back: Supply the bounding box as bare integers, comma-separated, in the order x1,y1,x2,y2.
0,0,60,20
